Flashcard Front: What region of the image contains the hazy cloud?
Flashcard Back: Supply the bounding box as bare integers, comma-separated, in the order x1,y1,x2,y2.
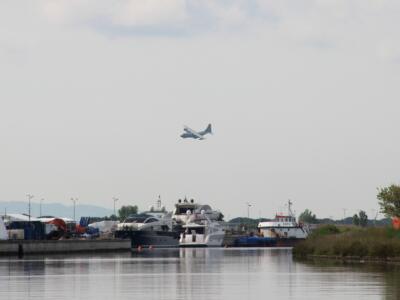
38,0,400,57
40,0,254,34
1,0,400,218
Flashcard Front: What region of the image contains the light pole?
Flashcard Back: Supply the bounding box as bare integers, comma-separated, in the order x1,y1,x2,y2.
371,209,377,226
112,197,119,217
71,197,78,221
26,194,34,222
246,202,252,219
40,198,44,217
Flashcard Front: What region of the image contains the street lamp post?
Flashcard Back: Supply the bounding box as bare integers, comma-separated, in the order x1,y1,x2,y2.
112,197,119,217
40,198,44,217
246,202,252,219
71,197,78,221
26,194,34,222
371,209,377,226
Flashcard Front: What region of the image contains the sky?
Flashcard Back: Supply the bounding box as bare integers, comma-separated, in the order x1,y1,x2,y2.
1,0,399,220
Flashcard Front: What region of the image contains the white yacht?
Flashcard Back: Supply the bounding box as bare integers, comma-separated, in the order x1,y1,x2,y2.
179,212,225,247
172,197,223,224
115,196,180,248
117,213,168,231
117,196,171,231
257,200,309,239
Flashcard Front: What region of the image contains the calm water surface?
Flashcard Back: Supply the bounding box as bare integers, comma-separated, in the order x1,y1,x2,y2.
0,248,399,300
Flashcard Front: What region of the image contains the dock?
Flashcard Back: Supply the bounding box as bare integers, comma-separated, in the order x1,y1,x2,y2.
0,239,131,255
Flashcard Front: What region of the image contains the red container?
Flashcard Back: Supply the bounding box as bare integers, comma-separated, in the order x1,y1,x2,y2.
392,217,400,230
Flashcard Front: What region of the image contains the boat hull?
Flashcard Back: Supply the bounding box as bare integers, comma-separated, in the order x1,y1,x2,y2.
179,232,225,247
115,230,180,248
233,236,304,247
179,244,209,248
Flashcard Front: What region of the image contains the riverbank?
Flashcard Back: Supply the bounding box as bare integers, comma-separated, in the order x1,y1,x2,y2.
293,225,400,261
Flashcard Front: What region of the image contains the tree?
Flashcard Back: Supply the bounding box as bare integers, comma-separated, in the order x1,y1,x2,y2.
352,214,360,226
377,184,400,218
109,214,118,221
298,209,317,224
118,205,138,221
358,210,368,227
352,211,368,227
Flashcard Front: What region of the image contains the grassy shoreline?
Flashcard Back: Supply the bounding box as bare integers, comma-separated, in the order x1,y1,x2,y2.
293,225,400,261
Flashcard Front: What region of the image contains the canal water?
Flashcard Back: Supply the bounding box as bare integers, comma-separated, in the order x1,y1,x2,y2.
0,248,399,299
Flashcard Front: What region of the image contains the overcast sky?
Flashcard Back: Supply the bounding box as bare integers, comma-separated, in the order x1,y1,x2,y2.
1,0,399,219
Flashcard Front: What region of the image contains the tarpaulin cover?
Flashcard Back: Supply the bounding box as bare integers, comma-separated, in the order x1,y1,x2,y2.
88,221,119,233
46,218,67,232
75,224,86,234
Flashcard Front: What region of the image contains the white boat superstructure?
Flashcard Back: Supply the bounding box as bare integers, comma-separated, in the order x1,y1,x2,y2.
146,195,168,219
258,200,309,239
172,197,223,224
117,196,173,231
117,213,173,232
179,213,225,247
258,215,308,239
257,200,309,239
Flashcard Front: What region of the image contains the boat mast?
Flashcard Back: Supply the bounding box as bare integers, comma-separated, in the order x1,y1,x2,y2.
157,195,162,210
288,199,294,217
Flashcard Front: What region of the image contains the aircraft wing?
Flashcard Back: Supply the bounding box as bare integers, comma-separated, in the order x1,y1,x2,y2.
183,126,205,139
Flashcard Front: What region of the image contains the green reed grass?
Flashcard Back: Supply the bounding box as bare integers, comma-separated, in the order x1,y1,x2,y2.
293,225,400,259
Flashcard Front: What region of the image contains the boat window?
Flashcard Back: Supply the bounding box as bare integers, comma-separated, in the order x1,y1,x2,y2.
187,227,204,234
178,207,193,214
123,216,151,223
144,218,159,224
123,218,136,223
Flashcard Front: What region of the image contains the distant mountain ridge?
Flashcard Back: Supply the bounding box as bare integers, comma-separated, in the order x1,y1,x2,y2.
0,201,113,220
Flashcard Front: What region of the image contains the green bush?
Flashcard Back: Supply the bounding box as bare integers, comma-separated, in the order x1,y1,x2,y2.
293,226,400,259
346,240,368,257
292,241,314,257
310,225,340,237
385,227,400,239
369,242,395,258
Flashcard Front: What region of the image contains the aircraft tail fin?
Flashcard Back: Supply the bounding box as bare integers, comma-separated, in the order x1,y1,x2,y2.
204,124,212,135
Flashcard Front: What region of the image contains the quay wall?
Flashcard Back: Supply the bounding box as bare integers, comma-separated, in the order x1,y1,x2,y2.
0,239,131,255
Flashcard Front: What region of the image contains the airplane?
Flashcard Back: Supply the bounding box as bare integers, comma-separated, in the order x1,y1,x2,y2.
180,124,213,140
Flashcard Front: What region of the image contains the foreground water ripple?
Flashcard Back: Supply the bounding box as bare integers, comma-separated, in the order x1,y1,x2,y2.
0,248,399,300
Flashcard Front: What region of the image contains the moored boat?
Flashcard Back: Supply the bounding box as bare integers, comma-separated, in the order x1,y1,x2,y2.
172,197,223,225
257,200,309,240
115,196,181,248
179,213,225,247
231,200,309,247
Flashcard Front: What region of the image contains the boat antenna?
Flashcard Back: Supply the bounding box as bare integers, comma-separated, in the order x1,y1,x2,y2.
157,195,162,209
288,199,294,217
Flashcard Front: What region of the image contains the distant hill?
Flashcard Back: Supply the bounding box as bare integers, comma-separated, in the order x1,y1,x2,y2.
0,201,113,220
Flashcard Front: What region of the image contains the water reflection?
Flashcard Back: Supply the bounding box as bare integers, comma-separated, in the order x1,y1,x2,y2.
296,258,400,300
0,249,398,299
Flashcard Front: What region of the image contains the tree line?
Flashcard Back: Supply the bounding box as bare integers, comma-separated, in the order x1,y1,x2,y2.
106,184,400,224
298,184,400,227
